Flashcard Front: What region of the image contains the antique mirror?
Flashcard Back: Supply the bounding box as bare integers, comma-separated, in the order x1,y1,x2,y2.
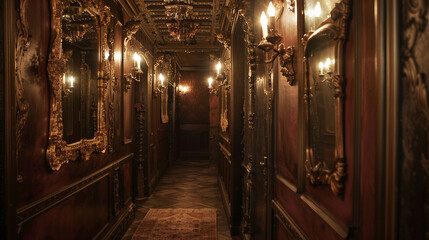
303,0,351,196
154,55,170,123
47,0,111,170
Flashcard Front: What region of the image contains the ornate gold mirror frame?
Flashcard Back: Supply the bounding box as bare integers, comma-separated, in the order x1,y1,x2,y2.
220,51,231,133
154,55,172,123
303,0,351,196
47,0,112,171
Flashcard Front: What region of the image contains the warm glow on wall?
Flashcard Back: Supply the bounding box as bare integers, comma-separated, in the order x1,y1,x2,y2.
114,52,121,61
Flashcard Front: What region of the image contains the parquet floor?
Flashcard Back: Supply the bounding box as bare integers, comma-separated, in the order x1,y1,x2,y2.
122,158,233,240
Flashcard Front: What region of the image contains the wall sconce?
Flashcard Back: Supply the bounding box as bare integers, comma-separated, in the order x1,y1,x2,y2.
216,61,227,83
155,73,167,95
318,57,335,82
208,61,229,95
125,52,143,92
62,73,75,97
258,1,296,85
177,84,189,95
208,77,219,95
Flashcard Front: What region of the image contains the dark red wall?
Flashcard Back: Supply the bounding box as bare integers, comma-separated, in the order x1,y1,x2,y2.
178,71,210,156
13,1,150,239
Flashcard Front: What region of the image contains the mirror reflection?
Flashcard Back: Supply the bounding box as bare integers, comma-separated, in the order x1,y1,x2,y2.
61,2,99,144
307,39,336,170
304,0,340,32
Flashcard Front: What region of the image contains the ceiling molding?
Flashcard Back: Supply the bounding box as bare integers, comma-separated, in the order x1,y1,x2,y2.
156,44,221,53
117,0,140,18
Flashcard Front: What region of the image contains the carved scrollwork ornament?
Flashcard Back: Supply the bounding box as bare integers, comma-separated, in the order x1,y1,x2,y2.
399,0,429,238
303,0,351,196
278,45,296,85
47,0,111,171
16,0,31,182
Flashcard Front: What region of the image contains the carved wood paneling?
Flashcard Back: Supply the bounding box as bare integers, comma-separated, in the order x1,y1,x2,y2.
399,0,429,239
16,154,133,225
272,199,308,240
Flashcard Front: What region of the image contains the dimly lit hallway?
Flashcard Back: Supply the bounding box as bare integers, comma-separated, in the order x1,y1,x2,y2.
122,158,232,240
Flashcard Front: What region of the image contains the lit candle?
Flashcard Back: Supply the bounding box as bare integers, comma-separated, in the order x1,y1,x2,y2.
216,61,221,75
260,11,268,39
182,86,189,93
319,62,324,75
69,76,74,88
325,58,332,72
178,85,182,91
268,2,276,32
133,52,141,69
208,77,213,88
159,73,165,86
314,2,321,17
63,74,66,84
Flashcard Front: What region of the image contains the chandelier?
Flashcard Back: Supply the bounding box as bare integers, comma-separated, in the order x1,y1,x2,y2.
164,0,198,44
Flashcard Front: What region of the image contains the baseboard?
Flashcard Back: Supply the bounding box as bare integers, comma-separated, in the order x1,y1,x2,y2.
101,203,135,240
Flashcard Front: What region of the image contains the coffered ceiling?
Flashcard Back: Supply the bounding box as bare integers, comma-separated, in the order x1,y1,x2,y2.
134,0,226,54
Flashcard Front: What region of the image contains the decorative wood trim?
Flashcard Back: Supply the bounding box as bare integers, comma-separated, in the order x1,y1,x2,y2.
16,154,133,225
4,0,18,238
219,142,232,164
272,199,308,240
219,132,230,144
399,0,429,239
218,176,231,222
351,0,363,237
116,0,140,18
102,202,135,240
382,0,399,238
276,174,298,193
300,194,349,238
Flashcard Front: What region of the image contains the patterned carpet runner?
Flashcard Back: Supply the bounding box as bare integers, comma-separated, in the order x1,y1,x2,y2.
131,208,217,240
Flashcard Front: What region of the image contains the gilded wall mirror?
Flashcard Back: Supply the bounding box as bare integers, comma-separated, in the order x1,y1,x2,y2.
154,55,171,123
47,0,111,170
303,0,351,196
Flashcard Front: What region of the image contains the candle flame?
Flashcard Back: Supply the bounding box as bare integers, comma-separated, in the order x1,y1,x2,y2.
325,58,331,68
68,76,74,88
208,77,213,88
319,62,324,74
159,73,165,85
268,2,276,17
260,11,268,38
314,2,321,17
216,61,222,74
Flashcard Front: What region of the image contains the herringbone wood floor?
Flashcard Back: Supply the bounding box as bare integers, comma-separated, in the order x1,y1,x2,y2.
122,158,233,240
